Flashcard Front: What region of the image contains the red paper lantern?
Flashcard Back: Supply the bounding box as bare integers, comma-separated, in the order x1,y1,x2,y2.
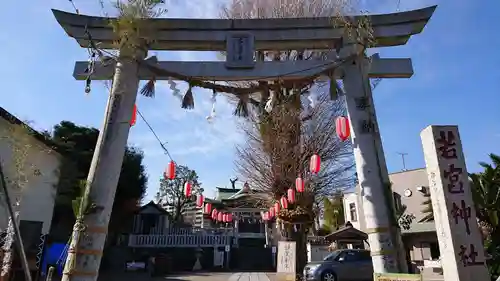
295,177,305,193
130,104,137,126
287,188,295,203
280,196,288,209
165,161,176,180
217,212,223,222
184,182,192,197
211,209,218,220
274,202,280,213
336,116,350,141
309,154,321,174
196,194,204,207
269,207,275,218
227,213,233,222
204,203,212,214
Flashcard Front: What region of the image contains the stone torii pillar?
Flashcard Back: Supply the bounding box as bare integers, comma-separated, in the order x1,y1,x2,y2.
52,5,436,279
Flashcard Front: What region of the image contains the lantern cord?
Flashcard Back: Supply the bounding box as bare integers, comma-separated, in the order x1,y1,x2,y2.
136,107,174,161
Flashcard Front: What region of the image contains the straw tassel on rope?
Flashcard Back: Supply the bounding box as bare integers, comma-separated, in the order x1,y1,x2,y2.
140,56,159,98
234,94,250,117
329,74,343,100
182,84,195,109
140,78,156,98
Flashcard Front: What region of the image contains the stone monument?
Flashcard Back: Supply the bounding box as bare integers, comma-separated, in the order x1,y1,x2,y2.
277,241,296,281
421,125,490,281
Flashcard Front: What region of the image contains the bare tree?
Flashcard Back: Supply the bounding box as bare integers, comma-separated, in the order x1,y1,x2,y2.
236,91,355,274
220,0,369,276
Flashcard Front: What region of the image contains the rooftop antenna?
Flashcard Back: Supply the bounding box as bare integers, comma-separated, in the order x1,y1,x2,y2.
397,152,408,171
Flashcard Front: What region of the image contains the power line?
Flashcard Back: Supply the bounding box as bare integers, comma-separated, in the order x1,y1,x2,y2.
136,107,174,161
99,79,175,162
67,0,80,14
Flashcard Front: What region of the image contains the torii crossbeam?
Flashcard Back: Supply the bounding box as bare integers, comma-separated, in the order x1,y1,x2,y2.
74,56,413,81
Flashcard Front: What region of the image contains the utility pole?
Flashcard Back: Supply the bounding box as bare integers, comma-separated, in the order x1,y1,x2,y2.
61,45,145,281
397,152,408,171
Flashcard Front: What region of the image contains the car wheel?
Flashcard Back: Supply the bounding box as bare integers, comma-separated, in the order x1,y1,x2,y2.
321,271,336,281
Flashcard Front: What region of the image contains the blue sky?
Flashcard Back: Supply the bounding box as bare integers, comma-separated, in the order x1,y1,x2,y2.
1,0,498,202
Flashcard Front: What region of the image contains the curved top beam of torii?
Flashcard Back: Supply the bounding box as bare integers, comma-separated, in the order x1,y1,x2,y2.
52,5,436,51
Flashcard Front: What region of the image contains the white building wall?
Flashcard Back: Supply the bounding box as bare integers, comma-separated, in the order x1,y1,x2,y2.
342,192,365,231
0,119,60,234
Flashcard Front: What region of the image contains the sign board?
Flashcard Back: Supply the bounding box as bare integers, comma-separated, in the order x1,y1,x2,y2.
225,32,255,69
421,125,490,281
276,241,296,281
225,245,230,252
373,273,422,281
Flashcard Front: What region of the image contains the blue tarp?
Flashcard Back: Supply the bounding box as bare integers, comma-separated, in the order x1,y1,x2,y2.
41,243,67,276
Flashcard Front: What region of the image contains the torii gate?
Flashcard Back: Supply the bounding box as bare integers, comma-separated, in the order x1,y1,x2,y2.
52,5,436,281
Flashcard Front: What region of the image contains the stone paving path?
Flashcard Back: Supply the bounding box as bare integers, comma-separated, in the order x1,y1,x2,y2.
228,272,271,281
92,271,275,281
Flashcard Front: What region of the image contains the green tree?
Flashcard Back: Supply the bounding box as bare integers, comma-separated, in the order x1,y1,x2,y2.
48,121,147,242
323,192,345,231
469,154,500,277
419,193,434,222
157,164,202,223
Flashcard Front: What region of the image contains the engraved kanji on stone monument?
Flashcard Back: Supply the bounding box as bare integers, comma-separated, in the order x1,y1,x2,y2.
421,125,489,281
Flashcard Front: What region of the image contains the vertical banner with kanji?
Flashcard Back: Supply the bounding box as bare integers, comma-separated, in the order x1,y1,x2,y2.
277,241,296,281
421,125,489,281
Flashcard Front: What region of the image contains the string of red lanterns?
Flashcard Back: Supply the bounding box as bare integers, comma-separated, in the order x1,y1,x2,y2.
295,176,304,193
335,116,350,141
184,181,192,197
165,160,176,180
204,202,212,214
287,188,295,203
196,194,204,207
130,104,137,126
280,196,288,209
309,153,321,174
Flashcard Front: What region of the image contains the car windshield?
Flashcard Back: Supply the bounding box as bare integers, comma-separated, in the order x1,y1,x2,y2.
323,251,342,261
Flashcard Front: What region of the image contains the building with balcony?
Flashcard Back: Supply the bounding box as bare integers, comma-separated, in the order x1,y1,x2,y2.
127,186,274,271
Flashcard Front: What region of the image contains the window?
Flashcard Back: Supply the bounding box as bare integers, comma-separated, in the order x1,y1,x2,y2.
429,242,440,260
349,203,357,222
323,251,342,261
338,251,370,262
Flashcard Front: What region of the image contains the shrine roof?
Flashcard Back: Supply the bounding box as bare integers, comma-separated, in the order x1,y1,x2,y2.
137,200,169,215
324,225,368,241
